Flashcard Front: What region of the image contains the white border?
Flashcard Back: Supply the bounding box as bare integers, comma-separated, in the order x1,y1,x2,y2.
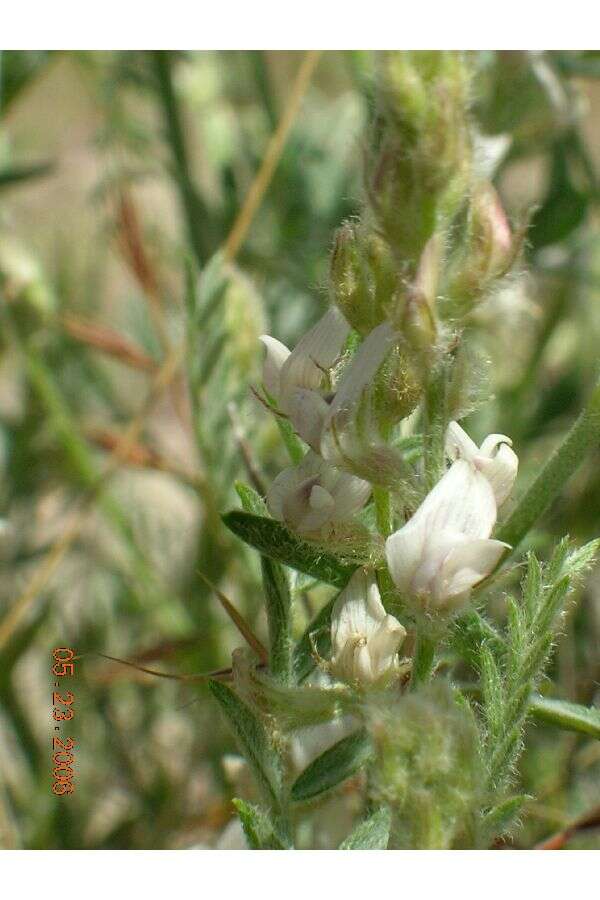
1,849,599,897
0,1,596,50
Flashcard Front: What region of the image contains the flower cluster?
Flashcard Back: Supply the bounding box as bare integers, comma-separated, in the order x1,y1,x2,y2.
259,289,519,686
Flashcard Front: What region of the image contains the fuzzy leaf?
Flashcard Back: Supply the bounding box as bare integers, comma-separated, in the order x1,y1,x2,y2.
235,481,268,516
209,681,283,812
290,728,373,802
529,695,600,740
451,610,505,667
483,795,528,841
339,806,392,849
261,556,293,684
235,484,293,683
232,798,288,849
223,511,355,587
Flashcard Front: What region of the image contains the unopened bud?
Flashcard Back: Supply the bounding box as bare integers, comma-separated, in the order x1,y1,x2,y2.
471,183,514,280
446,183,522,315
371,52,473,264
330,223,396,335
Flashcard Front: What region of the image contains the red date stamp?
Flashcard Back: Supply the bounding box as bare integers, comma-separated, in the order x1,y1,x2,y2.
51,648,76,796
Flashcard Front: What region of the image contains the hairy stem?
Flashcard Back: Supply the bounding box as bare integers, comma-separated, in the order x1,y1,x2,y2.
410,634,437,689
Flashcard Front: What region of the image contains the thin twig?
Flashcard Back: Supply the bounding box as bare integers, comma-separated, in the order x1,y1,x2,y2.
222,51,321,263
95,653,233,683
226,401,267,495
196,570,268,664
534,804,600,849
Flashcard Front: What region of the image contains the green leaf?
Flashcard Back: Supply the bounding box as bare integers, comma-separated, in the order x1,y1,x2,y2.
482,795,528,841
235,481,267,516
290,728,374,802
451,610,505,667
209,681,284,811
235,484,293,683
232,798,288,850
529,695,600,740
339,806,391,850
261,557,293,684
223,511,355,588
276,415,305,464
293,593,337,682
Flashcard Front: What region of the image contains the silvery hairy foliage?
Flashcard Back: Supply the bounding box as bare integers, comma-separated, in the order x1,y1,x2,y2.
208,51,600,849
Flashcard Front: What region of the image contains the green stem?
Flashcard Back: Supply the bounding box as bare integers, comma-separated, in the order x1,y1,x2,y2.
497,373,600,552
373,486,392,537
423,360,448,491
410,634,437,689
152,51,212,267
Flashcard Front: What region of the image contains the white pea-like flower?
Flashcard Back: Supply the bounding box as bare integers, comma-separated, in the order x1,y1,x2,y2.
260,307,350,450
385,422,518,612
330,569,406,686
266,451,371,534
445,420,518,507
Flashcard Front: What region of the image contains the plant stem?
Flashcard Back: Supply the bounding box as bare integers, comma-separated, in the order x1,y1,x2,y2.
410,634,437,689
497,373,600,552
373,486,392,536
152,50,211,267
423,360,448,491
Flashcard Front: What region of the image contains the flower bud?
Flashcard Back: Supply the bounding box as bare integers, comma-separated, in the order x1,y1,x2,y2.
330,223,397,336
370,52,473,265
445,183,524,315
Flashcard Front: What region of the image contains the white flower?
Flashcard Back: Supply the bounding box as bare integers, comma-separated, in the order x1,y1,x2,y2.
385,422,518,611
260,307,350,450
330,569,406,686
320,320,399,474
445,420,518,507
266,451,371,534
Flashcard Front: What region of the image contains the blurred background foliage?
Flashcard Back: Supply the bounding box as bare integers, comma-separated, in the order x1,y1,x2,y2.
0,50,599,849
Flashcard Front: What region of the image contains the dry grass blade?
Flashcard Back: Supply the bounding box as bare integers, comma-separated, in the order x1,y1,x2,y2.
86,426,204,489
197,570,268,664
223,50,321,262
62,314,158,372
226,401,266,494
115,189,170,353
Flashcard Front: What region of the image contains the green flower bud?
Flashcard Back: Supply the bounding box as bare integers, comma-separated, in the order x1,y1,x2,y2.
370,52,474,265
330,223,397,335
372,346,422,427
